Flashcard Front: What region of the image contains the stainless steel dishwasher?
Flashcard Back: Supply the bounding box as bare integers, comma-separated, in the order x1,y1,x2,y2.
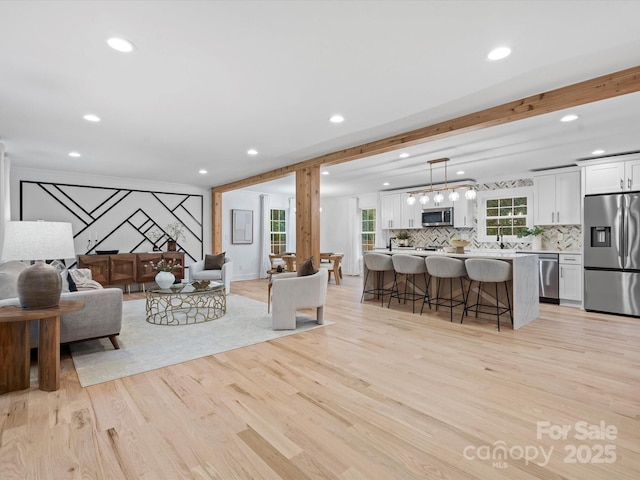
538,253,560,304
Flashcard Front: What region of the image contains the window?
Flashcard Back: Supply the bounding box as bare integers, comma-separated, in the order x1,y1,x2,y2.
270,209,286,254
476,187,533,242
361,208,376,252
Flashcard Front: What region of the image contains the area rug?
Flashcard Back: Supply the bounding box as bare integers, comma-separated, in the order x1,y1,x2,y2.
69,295,332,387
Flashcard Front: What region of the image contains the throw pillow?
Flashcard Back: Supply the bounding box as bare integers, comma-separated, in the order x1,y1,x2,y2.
297,257,318,277
204,252,225,270
67,271,78,292
60,269,70,292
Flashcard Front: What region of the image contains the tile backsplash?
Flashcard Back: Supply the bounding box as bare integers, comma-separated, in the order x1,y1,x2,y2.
389,178,583,252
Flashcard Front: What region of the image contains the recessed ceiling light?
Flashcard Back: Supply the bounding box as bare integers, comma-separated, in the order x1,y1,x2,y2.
560,114,579,122
456,170,465,175
382,182,390,186
247,149,258,155
107,37,135,53
68,152,81,158
399,152,410,159
83,114,101,122
592,149,605,155
487,46,511,61
329,114,344,123
199,169,208,175
321,170,330,175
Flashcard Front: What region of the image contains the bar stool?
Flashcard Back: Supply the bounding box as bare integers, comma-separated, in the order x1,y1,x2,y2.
423,256,467,322
361,253,395,306
464,258,513,331
389,254,430,313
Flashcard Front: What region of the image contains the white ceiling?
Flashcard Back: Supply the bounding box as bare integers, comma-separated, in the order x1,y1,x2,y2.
1,1,640,197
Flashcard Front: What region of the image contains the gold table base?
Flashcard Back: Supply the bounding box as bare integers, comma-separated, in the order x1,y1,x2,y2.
145,285,226,325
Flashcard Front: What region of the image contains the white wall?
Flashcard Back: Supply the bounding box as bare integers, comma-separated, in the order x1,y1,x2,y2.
320,196,350,254
222,189,291,280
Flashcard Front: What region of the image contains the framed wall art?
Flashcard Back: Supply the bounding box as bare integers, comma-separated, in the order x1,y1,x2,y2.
232,209,253,244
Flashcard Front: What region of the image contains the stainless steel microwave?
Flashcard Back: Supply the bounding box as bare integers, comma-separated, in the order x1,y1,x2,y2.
422,207,453,227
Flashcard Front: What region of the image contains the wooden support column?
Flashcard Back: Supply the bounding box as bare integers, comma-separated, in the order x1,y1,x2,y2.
211,189,223,255
296,165,320,266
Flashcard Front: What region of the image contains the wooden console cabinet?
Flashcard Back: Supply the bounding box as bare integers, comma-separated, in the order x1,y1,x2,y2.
78,252,185,287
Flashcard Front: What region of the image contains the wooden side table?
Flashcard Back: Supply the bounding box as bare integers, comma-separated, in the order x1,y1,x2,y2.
0,301,85,394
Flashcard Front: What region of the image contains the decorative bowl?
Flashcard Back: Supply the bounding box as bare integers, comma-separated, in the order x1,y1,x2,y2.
449,239,470,248
190,280,210,291
450,239,470,254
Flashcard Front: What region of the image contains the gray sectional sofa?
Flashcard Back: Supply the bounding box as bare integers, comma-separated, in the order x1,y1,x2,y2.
0,261,123,349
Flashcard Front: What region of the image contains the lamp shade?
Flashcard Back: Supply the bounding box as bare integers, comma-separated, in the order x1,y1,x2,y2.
1,221,76,261
1,221,76,309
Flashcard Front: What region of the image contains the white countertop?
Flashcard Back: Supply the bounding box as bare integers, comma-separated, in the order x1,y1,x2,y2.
376,248,580,257
381,249,534,259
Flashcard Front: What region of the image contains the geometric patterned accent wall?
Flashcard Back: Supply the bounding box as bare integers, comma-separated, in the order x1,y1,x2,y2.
20,181,203,265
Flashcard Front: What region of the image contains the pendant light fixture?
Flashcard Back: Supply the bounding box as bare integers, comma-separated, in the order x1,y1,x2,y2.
405,157,476,204
465,188,477,200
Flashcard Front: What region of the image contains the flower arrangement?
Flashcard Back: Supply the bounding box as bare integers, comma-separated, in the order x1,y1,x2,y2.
166,222,186,242
147,258,182,273
148,227,163,243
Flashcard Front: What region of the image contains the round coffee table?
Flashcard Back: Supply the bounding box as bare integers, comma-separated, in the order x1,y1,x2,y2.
145,283,226,325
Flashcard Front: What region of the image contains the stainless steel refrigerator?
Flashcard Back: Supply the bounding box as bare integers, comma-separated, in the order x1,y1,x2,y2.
584,192,640,316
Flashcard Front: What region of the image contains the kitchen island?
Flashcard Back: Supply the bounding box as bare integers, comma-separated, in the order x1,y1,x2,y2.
363,250,539,330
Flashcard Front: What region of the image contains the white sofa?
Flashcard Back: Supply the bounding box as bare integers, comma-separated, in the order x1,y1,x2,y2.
271,268,328,330
188,257,233,294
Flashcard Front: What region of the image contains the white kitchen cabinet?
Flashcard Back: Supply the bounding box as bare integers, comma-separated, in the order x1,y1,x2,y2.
559,254,582,302
431,195,452,209
534,171,581,225
401,193,422,228
584,157,640,194
452,192,473,228
380,193,402,229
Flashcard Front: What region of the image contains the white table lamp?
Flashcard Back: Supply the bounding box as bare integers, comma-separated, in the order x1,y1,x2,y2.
1,221,76,309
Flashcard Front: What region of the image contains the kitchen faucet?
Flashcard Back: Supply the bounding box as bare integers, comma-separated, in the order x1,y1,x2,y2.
496,228,505,249
388,237,396,251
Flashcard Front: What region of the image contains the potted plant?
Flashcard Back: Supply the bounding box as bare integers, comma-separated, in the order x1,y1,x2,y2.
517,226,544,250
165,222,186,251
148,227,163,251
396,231,410,247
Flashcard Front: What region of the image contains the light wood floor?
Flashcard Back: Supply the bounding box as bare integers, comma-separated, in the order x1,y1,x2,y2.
1,277,639,479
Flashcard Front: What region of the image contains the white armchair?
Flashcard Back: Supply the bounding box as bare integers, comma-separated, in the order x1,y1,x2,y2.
188,258,233,294
271,268,328,330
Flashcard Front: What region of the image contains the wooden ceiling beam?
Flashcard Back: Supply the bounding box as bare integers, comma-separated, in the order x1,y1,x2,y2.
211,64,640,194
